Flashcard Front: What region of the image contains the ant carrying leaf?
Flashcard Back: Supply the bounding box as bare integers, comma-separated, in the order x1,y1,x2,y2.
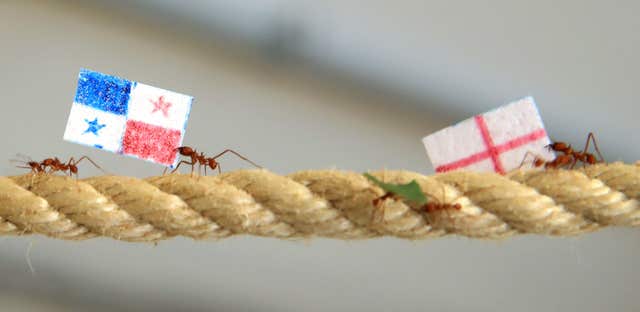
364,173,461,220
363,173,427,206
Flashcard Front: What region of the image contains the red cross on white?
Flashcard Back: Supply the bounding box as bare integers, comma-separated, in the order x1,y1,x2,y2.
422,97,555,174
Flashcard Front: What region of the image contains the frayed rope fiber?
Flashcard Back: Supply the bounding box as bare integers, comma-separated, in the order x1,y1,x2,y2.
0,162,638,242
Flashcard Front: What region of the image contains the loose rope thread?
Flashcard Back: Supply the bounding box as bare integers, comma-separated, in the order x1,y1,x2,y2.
0,162,638,242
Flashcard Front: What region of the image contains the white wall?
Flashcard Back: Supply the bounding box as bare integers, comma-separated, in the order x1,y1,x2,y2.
101,0,640,162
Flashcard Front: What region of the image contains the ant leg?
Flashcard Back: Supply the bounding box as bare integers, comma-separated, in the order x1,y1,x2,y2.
73,156,107,174
518,151,542,169
211,149,262,169
585,132,605,162
217,163,222,175
570,157,579,169
171,160,195,174
519,152,533,168
371,193,392,224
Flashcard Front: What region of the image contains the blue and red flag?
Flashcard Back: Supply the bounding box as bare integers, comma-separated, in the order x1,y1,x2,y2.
64,69,192,167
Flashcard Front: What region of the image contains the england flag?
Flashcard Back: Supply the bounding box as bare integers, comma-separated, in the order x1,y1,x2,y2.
422,97,555,174
64,69,192,167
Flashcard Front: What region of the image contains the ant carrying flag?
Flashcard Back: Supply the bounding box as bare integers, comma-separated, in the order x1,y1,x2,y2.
422,97,555,174
64,69,192,167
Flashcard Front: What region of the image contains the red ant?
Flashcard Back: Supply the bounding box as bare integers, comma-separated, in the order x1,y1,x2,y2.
167,146,261,175
44,157,104,177
370,186,461,223
12,155,103,178
521,132,605,169
545,132,604,168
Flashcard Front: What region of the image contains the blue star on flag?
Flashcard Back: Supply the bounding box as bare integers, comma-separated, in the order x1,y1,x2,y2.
83,117,106,136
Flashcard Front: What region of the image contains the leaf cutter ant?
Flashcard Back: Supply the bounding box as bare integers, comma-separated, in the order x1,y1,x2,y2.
521,132,605,169
12,155,104,178
167,146,261,175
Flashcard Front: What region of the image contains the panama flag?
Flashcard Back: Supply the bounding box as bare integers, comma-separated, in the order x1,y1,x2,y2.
64,69,192,167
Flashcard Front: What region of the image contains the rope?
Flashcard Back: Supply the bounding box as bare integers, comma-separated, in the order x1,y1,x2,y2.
0,162,637,242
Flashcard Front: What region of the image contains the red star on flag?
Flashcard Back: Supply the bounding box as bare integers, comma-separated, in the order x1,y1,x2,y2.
150,95,172,117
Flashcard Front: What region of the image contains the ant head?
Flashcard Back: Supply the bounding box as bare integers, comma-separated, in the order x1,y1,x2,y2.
585,153,596,164
208,158,218,170
177,146,193,155
28,161,40,168
70,164,78,174
534,158,545,167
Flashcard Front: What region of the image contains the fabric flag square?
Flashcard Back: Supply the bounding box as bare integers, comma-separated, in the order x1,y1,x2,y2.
64,69,192,167
422,97,554,174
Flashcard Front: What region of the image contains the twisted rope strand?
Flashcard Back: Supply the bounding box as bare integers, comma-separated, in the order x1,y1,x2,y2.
0,162,637,242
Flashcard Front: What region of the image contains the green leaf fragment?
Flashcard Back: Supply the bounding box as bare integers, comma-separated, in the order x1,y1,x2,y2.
363,173,428,205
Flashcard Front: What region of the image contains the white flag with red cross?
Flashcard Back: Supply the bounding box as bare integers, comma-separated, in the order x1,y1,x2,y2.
422,97,554,174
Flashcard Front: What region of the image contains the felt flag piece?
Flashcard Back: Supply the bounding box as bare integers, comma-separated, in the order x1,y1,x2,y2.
64,69,192,167
422,97,554,174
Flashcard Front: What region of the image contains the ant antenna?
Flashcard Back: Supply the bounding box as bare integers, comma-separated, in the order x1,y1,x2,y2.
14,153,33,161
10,153,33,165
210,149,262,169
71,156,107,174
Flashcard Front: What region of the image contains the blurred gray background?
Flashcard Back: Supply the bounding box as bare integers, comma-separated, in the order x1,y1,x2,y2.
0,0,639,311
